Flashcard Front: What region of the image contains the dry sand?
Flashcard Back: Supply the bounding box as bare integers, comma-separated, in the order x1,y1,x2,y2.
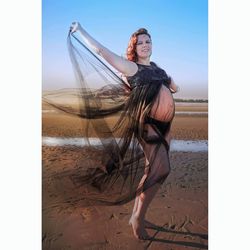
42,101,208,249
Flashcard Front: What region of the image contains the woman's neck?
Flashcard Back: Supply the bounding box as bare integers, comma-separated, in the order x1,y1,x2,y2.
137,58,151,66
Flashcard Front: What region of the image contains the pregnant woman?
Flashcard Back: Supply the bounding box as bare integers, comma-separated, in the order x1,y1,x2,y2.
69,22,180,240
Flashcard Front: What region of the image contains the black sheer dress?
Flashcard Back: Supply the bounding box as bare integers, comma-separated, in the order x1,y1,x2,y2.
43,33,175,207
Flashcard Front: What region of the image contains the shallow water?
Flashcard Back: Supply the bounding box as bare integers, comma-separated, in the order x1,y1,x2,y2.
42,109,208,116
175,111,208,116
175,102,208,106
42,137,208,152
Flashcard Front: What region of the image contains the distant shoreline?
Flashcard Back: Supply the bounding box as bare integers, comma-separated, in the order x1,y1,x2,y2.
174,98,208,103
42,89,208,103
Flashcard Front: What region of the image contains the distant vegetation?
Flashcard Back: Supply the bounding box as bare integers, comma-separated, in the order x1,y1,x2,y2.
174,98,208,103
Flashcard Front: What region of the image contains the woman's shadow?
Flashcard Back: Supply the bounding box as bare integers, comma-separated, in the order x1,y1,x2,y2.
144,220,208,249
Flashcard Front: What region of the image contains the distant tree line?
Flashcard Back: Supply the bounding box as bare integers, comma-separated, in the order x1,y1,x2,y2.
174,98,208,103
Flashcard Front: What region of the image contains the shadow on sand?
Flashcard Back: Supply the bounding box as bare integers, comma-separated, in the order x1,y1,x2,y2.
144,221,208,249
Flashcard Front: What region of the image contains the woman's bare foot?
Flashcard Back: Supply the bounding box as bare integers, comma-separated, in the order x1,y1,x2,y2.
129,216,133,225
129,216,158,229
129,215,149,240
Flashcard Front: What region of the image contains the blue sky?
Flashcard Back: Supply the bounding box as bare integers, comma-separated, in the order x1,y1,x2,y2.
43,0,208,99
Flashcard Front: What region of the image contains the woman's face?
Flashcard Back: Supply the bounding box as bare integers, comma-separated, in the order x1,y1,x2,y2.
136,34,152,60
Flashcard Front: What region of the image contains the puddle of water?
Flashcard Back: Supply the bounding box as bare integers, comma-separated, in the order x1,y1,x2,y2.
42,137,208,152
170,140,208,152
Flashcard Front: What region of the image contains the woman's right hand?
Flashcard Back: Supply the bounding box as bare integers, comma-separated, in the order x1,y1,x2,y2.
70,21,81,33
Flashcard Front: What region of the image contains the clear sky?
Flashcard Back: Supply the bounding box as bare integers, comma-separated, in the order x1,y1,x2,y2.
42,0,208,99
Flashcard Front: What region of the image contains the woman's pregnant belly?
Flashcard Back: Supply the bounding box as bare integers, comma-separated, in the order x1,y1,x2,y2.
150,85,175,121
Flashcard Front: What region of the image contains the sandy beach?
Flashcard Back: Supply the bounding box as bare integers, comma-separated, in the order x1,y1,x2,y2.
42,100,208,249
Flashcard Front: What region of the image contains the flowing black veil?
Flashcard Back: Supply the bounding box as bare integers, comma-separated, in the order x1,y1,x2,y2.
43,29,174,211
43,31,169,207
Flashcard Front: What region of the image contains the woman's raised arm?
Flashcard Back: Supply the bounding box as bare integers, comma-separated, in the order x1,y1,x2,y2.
70,22,138,76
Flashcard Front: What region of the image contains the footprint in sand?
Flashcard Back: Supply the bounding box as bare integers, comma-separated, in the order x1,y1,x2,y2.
81,208,96,222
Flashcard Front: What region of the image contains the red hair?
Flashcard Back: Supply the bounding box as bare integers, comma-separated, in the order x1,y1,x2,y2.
126,28,151,62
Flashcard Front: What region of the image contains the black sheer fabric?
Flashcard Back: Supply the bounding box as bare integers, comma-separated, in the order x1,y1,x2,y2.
43,32,175,206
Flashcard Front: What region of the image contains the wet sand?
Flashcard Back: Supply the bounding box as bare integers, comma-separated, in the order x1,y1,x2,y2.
42,102,208,140
42,101,208,249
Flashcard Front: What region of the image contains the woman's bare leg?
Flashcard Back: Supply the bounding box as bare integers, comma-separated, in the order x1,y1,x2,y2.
129,194,157,228
130,183,162,239
129,137,170,239
130,130,171,219
129,158,149,225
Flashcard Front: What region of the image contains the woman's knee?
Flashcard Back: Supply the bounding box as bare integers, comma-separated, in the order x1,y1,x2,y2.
147,163,170,184
157,163,171,181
